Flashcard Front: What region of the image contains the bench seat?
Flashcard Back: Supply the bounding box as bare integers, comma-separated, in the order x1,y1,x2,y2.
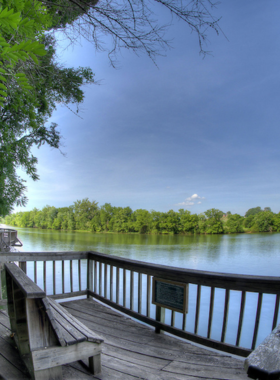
5,263,103,380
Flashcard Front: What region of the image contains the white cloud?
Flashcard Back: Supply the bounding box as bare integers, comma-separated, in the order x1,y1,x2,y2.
176,194,205,207
177,201,194,206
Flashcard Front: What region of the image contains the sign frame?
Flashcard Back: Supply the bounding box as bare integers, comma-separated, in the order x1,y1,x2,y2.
152,277,189,314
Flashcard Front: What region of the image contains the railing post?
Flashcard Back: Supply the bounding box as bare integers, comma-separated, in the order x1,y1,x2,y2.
155,305,165,333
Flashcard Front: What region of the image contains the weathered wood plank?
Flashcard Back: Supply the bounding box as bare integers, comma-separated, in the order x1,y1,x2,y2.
147,274,151,318
162,360,248,380
272,293,280,330
251,292,263,350
207,287,215,339
116,267,120,304
5,264,45,299
236,290,246,347
0,354,31,379
48,298,103,344
221,289,230,343
194,284,201,334
68,361,137,380
110,265,113,302
31,342,102,371
78,294,251,356
123,269,126,308
138,273,142,314
47,301,86,345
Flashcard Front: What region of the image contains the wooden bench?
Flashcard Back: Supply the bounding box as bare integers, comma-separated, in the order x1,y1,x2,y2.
5,262,103,380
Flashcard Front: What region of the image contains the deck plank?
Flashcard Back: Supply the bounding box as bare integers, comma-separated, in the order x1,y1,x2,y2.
62,298,248,379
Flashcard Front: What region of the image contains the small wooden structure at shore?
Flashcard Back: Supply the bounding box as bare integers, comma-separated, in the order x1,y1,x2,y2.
0,227,22,252
0,250,280,379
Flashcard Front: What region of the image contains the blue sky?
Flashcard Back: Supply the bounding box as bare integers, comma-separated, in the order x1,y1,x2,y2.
16,1,280,216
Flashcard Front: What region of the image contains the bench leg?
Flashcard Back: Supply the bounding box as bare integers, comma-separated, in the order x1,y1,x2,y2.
89,354,101,375
34,365,62,380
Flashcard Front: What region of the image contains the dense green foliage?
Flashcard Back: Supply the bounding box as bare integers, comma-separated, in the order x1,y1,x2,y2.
0,0,94,216
5,201,280,235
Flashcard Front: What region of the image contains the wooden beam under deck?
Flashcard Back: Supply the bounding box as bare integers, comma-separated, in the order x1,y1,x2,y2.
0,298,248,380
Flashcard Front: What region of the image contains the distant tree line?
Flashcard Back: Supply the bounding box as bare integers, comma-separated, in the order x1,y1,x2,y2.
4,200,280,235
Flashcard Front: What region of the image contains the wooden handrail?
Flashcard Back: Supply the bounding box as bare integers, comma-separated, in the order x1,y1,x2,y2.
88,251,280,294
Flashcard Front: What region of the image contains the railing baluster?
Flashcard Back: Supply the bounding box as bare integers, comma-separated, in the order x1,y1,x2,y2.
116,267,120,304
252,292,263,350
87,258,93,294
182,313,186,330
138,273,142,314
236,290,246,346
221,289,230,342
207,287,215,339
62,261,65,294
94,261,97,293
70,260,73,293
171,311,175,327
130,271,134,310
123,269,126,308
104,264,108,298
34,261,37,284
78,260,81,291
53,261,56,295
195,285,201,334
43,261,46,293
146,275,151,318
99,262,102,296
272,294,280,330
110,265,114,301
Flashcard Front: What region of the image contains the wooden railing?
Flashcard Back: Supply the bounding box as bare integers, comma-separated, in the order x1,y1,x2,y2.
1,250,280,357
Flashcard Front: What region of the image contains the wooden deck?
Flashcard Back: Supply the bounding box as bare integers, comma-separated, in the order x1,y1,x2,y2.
0,298,248,380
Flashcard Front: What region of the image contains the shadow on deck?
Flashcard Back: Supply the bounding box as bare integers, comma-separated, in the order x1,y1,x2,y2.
0,298,248,380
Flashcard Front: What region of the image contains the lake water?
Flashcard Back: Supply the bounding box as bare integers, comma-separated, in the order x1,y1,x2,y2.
3,227,280,349
14,227,280,276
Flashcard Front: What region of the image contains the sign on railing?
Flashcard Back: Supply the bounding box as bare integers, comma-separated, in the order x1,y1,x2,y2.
152,277,188,313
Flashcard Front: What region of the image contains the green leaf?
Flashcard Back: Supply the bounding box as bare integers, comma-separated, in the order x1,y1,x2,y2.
0,83,7,90
15,73,26,77
28,51,38,64
0,90,7,97
0,75,7,82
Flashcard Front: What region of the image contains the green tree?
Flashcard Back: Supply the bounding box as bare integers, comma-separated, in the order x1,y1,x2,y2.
252,211,274,232
99,203,114,231
245,207,262,217
111,207,133,233
204,209,224,234
133,209,151,234
73,199,99,230
243,214,254,229
0,33,94,216
272,213,280,232
226,214,244,233
179,209,199,233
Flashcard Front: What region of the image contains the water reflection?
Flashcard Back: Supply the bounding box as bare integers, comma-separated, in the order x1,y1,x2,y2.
14,228,280,276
